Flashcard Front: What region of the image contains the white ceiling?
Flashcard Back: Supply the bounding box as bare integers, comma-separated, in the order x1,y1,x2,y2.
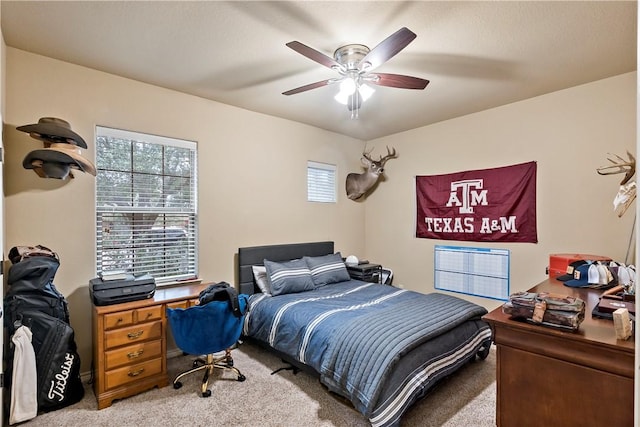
1,1,637,141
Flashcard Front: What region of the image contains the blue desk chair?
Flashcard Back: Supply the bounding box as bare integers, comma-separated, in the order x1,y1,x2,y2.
166,295,248,397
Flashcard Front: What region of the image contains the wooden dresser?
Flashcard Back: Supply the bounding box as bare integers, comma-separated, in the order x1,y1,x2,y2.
483,279,635,427
92,282,209,409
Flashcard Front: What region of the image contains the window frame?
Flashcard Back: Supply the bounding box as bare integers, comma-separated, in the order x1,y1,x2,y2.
307,160,337,203
94,126,198,285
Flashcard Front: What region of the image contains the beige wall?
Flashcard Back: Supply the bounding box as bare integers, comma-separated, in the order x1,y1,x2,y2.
364,72,637,310
3,47,637,375
3,48,367,372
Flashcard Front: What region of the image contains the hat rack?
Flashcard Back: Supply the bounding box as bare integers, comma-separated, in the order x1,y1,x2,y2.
17,117,96,180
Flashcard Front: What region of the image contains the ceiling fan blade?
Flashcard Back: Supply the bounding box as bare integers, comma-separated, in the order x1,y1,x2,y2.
282,79,335,95
286,41,341,70
370,73,430,90
358,27,417,71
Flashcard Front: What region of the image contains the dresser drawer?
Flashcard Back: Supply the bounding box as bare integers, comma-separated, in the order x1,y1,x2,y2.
167,301,189,310
136,305,162,323
104,310,134,330
166,298,198,310
104,320,162,349
104,339,162,370
105,358,163,390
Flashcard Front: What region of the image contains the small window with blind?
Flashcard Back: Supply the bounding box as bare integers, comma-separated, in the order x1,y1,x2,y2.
95,126,198,285
308,161,336,203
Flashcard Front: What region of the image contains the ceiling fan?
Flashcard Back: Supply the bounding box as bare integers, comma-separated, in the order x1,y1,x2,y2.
282,27,429,118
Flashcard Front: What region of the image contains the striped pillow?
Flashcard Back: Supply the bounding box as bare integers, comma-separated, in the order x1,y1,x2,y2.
251,265,271,295
264,258,315,296
304,252,350,287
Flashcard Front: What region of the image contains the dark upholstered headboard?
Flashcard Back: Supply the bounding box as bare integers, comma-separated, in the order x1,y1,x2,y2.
237,241,334,295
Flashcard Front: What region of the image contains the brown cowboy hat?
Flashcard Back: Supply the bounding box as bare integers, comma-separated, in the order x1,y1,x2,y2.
17,117,88,149
23,142,96,179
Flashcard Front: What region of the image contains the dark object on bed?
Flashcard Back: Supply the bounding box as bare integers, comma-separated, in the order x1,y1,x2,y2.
237,241,492,427
166,295,248,397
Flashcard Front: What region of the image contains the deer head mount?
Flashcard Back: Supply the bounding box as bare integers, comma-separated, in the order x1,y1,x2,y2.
597,150,636,217
346,145,398,200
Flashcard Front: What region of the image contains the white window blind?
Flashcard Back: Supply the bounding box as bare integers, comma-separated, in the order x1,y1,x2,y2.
308,161,336,203
95,126,198,284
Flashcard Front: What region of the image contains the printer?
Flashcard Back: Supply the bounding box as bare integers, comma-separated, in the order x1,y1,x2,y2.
90,274,156,306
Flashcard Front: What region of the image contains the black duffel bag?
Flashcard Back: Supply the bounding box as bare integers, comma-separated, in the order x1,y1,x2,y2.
4,256,70,336
20,310,84,412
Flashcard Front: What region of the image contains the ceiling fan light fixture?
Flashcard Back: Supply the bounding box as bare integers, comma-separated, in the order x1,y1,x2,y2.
359,83,374,102
334,91,350,105
284,27,426,118
334,90,350,105
334,44,370,70
335,79,374,106
335,76,357,105
339,77,357,95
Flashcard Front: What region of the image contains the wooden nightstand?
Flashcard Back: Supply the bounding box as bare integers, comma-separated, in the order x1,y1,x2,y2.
347,263,382,283
92,282,209,409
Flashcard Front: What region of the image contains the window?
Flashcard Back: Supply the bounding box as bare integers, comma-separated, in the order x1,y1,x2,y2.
307,161,336,203
95,126,198,284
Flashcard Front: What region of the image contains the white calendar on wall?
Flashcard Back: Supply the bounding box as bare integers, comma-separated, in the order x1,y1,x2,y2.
434,245,510,301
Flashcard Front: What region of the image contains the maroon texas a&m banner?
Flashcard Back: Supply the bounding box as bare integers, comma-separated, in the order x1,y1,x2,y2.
416,161,537,243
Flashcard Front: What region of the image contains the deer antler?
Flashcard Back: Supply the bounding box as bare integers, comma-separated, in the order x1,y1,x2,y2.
362,143,375,162
378,146,398,166
597,150,636,185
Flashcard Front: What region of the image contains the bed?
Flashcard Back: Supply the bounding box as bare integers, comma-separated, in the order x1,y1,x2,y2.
238,241,492,427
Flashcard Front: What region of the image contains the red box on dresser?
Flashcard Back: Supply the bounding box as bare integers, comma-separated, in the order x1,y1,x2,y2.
548,253,612,278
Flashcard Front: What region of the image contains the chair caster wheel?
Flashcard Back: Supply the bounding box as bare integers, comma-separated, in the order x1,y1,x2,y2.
173,382,182,390
228,358,234,367
202,390,211,397
237,374,246,382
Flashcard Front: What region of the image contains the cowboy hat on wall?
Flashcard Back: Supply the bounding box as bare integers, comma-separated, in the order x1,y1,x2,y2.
17,117,95,180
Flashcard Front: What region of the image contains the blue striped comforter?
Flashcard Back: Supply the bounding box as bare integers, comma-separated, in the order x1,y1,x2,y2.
243,280,490,425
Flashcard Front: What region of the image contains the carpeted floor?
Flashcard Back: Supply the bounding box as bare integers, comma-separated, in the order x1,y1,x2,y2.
18,341,496,426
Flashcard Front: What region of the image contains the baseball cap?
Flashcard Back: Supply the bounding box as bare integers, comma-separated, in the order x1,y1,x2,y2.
556,260,589,282
564,263,599,287
617,265,632,286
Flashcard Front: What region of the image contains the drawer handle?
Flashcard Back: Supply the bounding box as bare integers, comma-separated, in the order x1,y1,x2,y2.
127,349,144,359
116,317,123,323
127,331,144,340
146,313,153,319
128,368,145,377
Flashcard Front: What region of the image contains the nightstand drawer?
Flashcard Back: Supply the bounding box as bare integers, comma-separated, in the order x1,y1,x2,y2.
104,339,162,370
105,320,162,349
105,358,163,390
104,310,134,330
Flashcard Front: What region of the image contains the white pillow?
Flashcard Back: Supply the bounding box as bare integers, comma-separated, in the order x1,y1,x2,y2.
252,265,271,296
